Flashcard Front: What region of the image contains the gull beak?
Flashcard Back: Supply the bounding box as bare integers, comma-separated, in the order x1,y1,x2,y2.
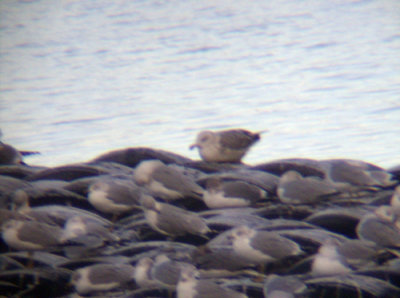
189,144,198,150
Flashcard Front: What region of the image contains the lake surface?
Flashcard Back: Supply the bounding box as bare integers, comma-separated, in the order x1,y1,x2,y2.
1,0,399,169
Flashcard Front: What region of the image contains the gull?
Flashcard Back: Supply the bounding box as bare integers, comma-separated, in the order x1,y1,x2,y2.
311,239,351,276
133,159,204,201
277,170,338,204
0,142,23,164
356,206,400,247
71,263,135,295
190,129,264,163
11,189,112,227
263,274,307,298
88,177,142,217
203,177,267,209
390,186,400,217
134,257,158,288
177,266,247,298
0,141,39,165
1,219,64,268
141,195,210,237
60,215,119,244
134,254,195,290
151,254,195,289
2,219,63,251
320,159,396,189
227,225,302,266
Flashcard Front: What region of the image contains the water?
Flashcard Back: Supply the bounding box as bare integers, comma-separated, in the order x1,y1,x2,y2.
1,0,399,169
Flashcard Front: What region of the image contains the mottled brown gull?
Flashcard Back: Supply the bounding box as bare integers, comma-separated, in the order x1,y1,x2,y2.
190,128,264,163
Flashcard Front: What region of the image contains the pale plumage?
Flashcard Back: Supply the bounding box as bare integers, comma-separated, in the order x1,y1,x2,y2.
277,170,338,204
141,195,210,237
356,206,400,247
228,225,302,266
133,159,203,201
203,177,267,209
134,254,195,290
60,215,118,243
88,177,142,215
311,239,351,276
2,219,63,251
390,186,400,217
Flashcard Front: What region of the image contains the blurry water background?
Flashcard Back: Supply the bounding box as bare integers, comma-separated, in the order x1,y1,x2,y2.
0,0,399,169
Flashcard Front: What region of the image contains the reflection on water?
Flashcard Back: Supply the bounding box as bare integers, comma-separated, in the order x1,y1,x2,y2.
0,0,399,168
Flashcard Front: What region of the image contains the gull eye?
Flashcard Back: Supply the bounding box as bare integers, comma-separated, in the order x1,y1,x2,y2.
72,272,81,282
237,230,245,236
200,136,209,143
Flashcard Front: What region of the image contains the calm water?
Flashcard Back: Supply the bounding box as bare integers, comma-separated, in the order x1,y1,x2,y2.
1,0,399,168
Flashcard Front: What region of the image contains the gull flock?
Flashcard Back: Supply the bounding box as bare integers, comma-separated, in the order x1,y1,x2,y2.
0,128,400,297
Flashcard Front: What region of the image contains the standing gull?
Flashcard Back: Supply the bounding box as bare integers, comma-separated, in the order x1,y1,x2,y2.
133,159,204,201
190,129,264,163
0,141,39,165
141,195,210,237
0,142,23,165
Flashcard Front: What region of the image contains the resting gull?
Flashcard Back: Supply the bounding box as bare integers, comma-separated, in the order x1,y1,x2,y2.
356,206,400,247
133,159,203,201
203,177,267,208
71,263,135,294
88,177,142,217
177,266,247,298
311,239,351,276
390,186,400,217
277,170,338,204
2,219,63,251
140,195,210,237
227,225,302,266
